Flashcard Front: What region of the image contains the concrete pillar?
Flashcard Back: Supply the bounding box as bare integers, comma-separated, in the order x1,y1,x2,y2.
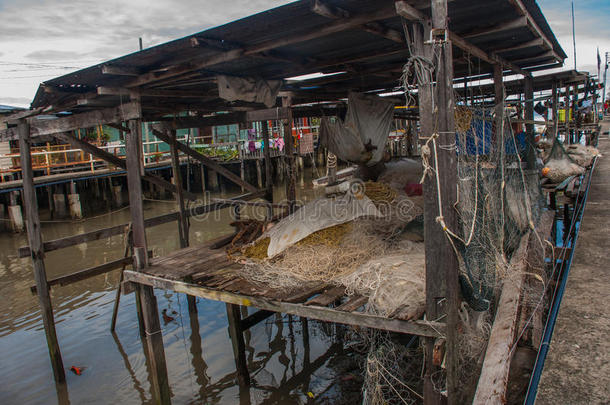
68,194,82,219
112,184,123,207
8,191,23,232
8,204,24,232
68,181,82,219
53,185,67,218
208,169,219,191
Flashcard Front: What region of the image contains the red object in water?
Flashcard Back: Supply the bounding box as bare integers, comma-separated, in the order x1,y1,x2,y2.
405,183,423,196
70,366,83,375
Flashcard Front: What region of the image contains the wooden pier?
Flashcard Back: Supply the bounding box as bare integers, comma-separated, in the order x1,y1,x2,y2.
1,0,593,404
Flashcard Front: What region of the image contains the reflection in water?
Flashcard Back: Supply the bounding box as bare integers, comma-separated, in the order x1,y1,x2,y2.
0,169,365,404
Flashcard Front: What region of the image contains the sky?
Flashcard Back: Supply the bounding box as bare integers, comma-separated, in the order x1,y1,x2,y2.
0,0,609,108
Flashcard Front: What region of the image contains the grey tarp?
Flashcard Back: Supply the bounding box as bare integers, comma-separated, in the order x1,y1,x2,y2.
319,92,394,166
217,75,283,108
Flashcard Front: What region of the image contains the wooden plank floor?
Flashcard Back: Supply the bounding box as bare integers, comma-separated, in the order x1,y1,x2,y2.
125,237,445,338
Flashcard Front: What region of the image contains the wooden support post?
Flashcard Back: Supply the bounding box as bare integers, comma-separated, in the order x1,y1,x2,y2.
168,127,197,314
282,97,297,211
226,303,250,387
493,63,505,149
19,120,66,383
169,128,189,249
413,0,460,402
551,80,559,138
261,120,273,204
200,164,206,193
240,160,246,193
126,116,171,405
255,160,263,189
524,75,536,169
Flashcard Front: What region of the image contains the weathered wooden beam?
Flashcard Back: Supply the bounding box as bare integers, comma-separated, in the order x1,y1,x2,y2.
101,64,142,76
152,127,258,192
507,0,559,58
361,21,404,43
245,107,291,122
525,75,536,168
18,191,264,258
98,86,214,99
29,253,149,293
123,270,446,338
35,102,140,137
512,50,555,66
282,97,297,211
19,121,66,383
226,303,250,386
52,131,198,200
311,0,350,19
312,1,403,44
472,232,532,405
431,2,459,403
462,16,527,39
125,113,172,404
494,63,505,148
240,309,275,331
494,38,544,54
124,5,397,88
395,1,529,77
1,103,141,141
261,120,273,204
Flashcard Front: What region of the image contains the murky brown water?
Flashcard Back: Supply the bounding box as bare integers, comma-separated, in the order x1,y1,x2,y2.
0,168,363,404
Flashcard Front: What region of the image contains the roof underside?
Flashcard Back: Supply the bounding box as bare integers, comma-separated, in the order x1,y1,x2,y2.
31,0,566,119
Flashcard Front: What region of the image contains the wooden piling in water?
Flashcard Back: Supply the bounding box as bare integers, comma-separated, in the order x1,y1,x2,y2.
168,126,197,314
226,303,250,387
18,120,66,383
126,115,171,404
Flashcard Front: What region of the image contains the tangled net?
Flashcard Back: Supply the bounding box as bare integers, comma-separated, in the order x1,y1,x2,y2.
240,220,390,291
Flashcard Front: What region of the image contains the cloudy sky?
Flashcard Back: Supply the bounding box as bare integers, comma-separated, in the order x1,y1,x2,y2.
0,0,608,107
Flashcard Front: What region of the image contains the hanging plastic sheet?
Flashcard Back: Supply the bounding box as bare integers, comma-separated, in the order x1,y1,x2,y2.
217,75,283,108
319,92,394,166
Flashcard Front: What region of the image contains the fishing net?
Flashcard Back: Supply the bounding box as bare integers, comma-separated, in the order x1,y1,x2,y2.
236,181,425,313
541,138,585,183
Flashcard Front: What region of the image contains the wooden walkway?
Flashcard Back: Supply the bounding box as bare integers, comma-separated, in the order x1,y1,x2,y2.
537,120,610,404
123,238,445,338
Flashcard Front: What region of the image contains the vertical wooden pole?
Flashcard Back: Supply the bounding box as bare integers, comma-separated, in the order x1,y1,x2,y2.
240,160,246,193
168,127,197,313
431,2,459,402
411,19,442,405
524,75,536,168
169,128,189,249
255,160,263,189
19,120,66,383
493,63,505,151
414,0,460,402
552,80,559,138
282,97,297,211
261,120,273,203
126,116,171,405
226,303,250,387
